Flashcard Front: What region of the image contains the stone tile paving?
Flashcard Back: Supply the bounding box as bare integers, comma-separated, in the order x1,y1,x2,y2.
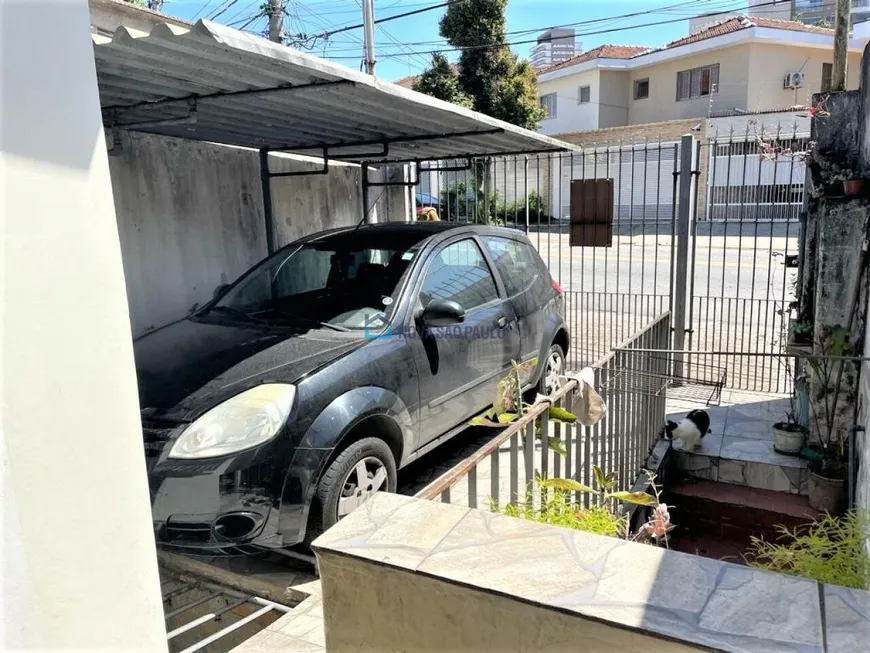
668,390,809,494
315,492,870,653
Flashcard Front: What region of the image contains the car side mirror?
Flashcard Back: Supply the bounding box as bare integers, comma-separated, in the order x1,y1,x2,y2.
213,283,230,300
421,299,465,327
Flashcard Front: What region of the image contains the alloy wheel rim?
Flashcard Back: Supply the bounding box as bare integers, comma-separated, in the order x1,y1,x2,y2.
544,350,564,396
337,456,388,519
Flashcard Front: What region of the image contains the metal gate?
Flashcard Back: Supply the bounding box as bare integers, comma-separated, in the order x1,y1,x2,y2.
417,125,803,394
686,125,806,394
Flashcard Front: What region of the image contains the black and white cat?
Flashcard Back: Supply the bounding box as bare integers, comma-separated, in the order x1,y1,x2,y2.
661,409,712,450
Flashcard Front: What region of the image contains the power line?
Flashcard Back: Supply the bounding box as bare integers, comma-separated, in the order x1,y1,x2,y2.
316,0,460,39
310,0,723,43
191,0,222,21
319,0,803,60
209,0,241,20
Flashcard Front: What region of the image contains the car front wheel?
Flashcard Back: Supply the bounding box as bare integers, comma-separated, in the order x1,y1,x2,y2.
309,437,397,542
538,343,566,396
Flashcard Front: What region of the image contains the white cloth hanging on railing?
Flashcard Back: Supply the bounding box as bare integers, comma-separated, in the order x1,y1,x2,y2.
533,367,607,426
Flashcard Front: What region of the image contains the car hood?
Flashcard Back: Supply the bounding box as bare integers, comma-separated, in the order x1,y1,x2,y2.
133,317,365,419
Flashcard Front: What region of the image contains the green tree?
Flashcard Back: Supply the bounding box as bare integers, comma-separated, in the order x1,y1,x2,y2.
435,0,544,129
412,54,473,108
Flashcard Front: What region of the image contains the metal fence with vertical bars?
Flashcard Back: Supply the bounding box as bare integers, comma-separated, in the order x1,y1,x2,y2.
414,313,670,509
416,122,802,394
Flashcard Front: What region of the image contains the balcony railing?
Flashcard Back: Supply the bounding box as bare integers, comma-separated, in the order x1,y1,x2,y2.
415,312,671,508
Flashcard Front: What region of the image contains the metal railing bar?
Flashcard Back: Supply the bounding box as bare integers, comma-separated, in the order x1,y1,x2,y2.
177,604,275,653
164,591,224,620
414,380,578,501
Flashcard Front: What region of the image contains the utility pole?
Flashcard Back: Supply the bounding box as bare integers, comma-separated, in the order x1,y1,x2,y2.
832,0,851,91
362,0,376,75
268,0,284,44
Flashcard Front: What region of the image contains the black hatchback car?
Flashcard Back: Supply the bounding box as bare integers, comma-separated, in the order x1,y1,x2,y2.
135,223,568,551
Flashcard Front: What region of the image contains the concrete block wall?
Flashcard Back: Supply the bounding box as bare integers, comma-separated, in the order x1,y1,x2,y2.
108,131,406,337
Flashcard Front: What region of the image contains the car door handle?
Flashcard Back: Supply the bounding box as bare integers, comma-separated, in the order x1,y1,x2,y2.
497,316,512,329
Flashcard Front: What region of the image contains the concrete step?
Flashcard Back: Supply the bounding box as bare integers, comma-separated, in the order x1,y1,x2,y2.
666,479,820,552
667,397,809,495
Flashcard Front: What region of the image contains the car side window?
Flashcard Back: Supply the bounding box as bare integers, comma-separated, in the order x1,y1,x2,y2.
482,236,539,297
420,239,499,311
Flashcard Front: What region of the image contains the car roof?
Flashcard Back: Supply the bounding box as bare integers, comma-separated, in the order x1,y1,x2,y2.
295,222,531,250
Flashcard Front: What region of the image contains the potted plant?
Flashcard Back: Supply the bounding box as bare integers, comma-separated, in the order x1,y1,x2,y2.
790,320,813,345
804,326,854,513
843,179,864,197
773,412,808,455
773,360,809,455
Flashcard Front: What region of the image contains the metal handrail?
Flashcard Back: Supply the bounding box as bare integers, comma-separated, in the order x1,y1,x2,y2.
415,312,672,508
415,379,578,501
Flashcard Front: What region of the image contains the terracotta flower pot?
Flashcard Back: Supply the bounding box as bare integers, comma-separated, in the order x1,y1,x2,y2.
808,471,845,513
772,422,807,455
844,179,863,196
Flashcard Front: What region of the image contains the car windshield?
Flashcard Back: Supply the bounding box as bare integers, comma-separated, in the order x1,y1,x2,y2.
210,240,416,331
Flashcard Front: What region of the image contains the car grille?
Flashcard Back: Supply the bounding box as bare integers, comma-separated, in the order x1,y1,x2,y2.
142,418,182,459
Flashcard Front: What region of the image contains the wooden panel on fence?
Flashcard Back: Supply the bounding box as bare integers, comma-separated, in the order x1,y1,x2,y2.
570,178,614,247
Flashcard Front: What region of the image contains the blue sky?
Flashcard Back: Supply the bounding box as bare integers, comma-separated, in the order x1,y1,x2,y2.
161,0,751,81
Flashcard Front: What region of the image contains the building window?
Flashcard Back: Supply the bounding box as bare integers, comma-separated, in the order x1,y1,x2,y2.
578,85,591,104
821,62,833,92
634,79,649,100
540,93,557,118
676,63,719,100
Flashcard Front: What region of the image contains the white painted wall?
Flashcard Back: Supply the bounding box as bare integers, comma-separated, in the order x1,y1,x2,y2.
0,0,167,649
537,68,602,135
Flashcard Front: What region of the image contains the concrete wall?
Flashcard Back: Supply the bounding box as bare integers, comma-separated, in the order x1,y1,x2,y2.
1,0,167,648
598,70,631,128
538,68,602,135
746,43,862,111
109,131,407,337
629,45,751,124
89,0,189,36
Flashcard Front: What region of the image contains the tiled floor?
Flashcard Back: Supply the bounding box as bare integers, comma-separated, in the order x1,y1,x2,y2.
667,390,809,494
232,580,325,653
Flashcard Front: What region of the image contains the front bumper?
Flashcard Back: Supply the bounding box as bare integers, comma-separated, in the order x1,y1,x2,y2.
144,422,286,552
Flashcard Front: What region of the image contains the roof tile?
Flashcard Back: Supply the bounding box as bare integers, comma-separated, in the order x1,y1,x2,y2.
539,44,649,74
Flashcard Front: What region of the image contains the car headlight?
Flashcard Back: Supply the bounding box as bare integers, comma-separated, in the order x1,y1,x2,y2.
168,384,296,459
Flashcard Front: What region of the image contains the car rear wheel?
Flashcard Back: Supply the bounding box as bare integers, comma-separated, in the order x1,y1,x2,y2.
538,343,566,396
307,437,397,544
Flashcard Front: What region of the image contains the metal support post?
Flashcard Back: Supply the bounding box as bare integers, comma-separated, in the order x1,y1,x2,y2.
360,162,370,225
523,156,530,234
363,0,376,75
259,148,275,255
672,134,696,382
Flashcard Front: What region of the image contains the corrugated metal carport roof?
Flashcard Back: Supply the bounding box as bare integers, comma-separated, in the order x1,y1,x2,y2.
92,20,576,162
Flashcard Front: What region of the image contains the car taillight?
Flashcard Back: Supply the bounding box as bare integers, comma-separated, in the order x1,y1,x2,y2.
551,280,563,294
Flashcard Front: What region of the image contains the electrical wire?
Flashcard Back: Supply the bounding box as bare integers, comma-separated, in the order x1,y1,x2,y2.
191,0,222,21
209,0,241,21
309,0,726,42
309,0,748,54
318,0,812,60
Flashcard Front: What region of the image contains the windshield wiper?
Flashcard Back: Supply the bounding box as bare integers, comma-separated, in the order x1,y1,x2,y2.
206,306,267,324
272,310,351,332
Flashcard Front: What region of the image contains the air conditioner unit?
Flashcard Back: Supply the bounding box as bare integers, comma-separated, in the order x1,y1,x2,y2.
784,71,805,89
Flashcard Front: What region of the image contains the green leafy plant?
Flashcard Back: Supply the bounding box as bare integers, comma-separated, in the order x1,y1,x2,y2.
496,487,626,537
749,511,870,589
805,325,853,478
790,320,813,343
470,359,577,454
496,469,672,547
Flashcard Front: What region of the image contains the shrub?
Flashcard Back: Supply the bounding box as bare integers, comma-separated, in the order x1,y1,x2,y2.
495,489,627,538
749,511,870,589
